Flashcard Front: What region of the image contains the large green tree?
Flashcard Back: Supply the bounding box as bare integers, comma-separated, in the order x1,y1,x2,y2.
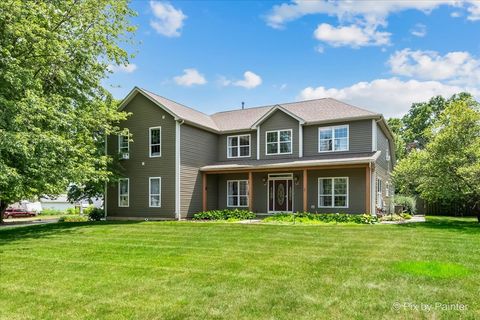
394,98,480,222
0,0,136,222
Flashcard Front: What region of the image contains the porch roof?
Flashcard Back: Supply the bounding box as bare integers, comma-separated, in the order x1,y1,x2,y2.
200,151,380,172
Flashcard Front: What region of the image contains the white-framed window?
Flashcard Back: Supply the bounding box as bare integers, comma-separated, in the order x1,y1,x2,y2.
227,180,249,207
149,177,161,208
318,125,349,152
266,129,292,155
118,178,129,207
318,177,348,208
376,177,383,208
149,126,161,157
118,130,129,155
227,134,251,158
385,181,390,197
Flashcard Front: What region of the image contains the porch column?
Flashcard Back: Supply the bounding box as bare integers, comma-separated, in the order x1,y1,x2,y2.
303,169,308,212
202,172,207,212
365,166,371,214
248,171,253,211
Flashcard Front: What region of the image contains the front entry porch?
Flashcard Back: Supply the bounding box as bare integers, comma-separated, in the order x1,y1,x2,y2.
201,164,373,215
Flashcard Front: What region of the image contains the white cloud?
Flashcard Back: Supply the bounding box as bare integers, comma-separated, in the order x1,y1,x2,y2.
388,49,480,85
314,23,390,47
149,1,187,37
299,78,478,118
410,23,427,37
266,1,479,48
221,71,262,89
173,68,207,86
315,45,324,53
451,11,462,18
108,63,137,73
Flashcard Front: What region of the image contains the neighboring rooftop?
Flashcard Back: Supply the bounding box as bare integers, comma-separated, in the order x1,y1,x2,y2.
123,87,382,133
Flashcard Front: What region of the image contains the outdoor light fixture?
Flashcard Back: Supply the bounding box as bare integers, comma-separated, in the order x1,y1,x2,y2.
262,176,268,185
294,175,299,185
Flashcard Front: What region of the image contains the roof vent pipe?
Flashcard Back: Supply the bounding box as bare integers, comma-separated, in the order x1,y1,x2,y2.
241,101,245,109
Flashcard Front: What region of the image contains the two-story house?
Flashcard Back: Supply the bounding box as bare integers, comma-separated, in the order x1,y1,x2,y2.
106,87,395,220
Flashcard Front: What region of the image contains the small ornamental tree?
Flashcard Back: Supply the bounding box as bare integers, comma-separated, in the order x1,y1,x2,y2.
0,0,136,222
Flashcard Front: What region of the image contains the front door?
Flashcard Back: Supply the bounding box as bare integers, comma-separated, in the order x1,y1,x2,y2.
268,179,293,212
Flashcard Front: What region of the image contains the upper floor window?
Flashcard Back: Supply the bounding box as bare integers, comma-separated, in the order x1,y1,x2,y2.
266,129,292,155
318,177,348,208
227,134,250,158
118,178,129,207
149,177,161,208
318,125,349,152
149,127,161,157
227,180,249,207
118,130,129,158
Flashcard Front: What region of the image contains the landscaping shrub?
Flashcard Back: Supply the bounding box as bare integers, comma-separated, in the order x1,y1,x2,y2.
59,215,88,222
65,207,80,215
394,195,417,214
193,209,256,221
87,208,104,221
40,208,64,216
263,212,378,224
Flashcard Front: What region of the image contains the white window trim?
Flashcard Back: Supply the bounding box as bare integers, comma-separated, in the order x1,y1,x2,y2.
317,177,349,208
149,126,162,158
118,132,129,154
226,134,251,159
265,129,293,155
226,180,249,207
318,125,349,153
376,177,383,208
118,178,129,208
149,177,162,208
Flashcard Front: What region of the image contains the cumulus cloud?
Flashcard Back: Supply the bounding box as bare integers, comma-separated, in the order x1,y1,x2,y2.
266,1,479,48
299,78,478,118
150,1,187,37
314,23,390,47
173,68,207,86
108,63,137,73
410,23,427,37
388,49,480,85
221,71,262,89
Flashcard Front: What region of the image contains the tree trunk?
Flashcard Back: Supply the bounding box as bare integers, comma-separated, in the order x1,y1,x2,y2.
473,201,480,224
0,200,8,225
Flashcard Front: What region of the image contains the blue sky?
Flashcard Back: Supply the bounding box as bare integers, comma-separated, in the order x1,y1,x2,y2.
106,1,480,118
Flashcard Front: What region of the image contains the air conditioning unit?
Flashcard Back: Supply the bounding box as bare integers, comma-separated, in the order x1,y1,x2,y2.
121,152,130,160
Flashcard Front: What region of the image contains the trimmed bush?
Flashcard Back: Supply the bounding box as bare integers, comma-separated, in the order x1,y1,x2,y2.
65,207,80,215
40,208,64,216
394,195,417,215
88,208,104,221
263,212,377,224
193,209,256,221
59,215,88,222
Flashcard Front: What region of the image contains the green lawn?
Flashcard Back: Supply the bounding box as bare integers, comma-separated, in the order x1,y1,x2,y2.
0,217,478,319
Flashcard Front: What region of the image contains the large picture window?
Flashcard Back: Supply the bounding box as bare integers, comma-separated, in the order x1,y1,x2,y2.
118,178,129,207
149,177,161,208
318,177,348,208
266,129,292,155
227,180,248,207
227,134,251,158
149,127,161,157
318,125,349,152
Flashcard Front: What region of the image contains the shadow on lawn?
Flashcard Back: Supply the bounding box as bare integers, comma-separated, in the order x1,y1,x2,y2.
0,221,141,247
397,216,479,234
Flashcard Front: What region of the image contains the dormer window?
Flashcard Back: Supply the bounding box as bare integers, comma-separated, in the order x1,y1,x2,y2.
318,125,349,152
266,129,292,155
227,134,251,158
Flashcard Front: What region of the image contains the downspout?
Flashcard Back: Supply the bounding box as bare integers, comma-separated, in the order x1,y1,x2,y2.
175,119,184,220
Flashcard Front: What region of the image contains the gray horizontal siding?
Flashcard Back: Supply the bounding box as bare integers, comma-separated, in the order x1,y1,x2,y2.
376,124,392,171
303,120,372,157
180,124,218,217
106,94,176,219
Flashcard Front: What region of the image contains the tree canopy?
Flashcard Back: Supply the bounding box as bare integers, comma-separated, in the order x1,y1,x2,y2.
0,0,136,220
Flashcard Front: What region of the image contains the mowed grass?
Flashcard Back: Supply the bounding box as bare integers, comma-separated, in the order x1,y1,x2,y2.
0,216,479,319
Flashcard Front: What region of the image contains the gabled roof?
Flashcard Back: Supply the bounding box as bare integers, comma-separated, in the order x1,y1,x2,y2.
119,87,383,134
